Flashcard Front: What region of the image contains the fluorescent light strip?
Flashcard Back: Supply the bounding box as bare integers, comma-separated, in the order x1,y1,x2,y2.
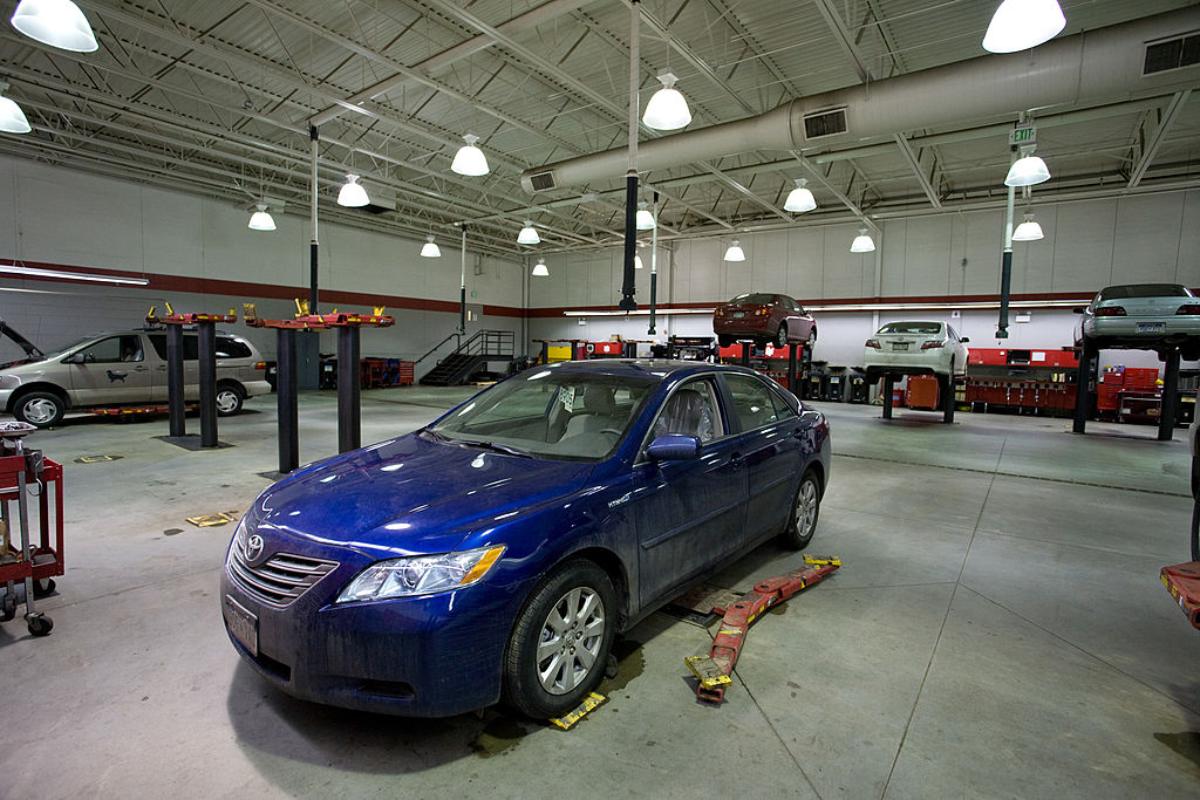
561,298,1090,317
0,263,150,286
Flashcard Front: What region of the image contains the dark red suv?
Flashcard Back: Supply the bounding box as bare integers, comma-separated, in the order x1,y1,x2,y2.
713,293,817,348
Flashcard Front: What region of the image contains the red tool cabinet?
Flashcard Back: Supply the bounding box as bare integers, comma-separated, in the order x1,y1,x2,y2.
0,452,65,591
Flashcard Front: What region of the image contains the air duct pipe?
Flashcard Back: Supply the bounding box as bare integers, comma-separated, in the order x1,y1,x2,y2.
521,7,1200,192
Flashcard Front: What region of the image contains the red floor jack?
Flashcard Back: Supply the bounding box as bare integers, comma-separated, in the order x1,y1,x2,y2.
1159,503,1200,630
0,422,64,636
685,555,840,702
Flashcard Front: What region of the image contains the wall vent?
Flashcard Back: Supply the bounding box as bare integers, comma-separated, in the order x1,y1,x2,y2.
528,171,557,191
1144,32,1200,75
802,107,848,140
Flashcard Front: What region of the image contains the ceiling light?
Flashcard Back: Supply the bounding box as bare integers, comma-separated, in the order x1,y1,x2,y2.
635,202,656,230
337,173,369,207
642,72,692,131
723,239,745,262
0,84,30,134
420,235,441,258
784,178,816,213
850,227,876,253
1005,153,1051,187
982,0,1066,54
532,257,549,277
1012,212,1044,241
517,220,540,245
450,133,489,176
634,254,644,269
10,0,98,53
247,203,275,231
0,262,148,286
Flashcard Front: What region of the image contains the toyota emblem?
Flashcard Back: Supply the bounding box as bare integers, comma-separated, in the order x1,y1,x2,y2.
244,534,264,563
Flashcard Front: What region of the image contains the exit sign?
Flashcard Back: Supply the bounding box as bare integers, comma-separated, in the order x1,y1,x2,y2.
1009,125,1037,147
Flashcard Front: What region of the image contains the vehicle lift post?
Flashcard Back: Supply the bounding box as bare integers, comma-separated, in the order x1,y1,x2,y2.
787,345,799,396
942,373,956,424
1159,347,1181,442
148,305,237,449
197,321,218,447
881,374,895,419
166,324,186,438
740,341,751,367
1073,340,1098,434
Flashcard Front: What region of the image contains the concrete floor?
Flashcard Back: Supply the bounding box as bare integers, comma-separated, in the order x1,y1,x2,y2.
1,391,1199,799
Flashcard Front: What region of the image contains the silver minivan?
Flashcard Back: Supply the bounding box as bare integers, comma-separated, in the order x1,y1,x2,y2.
0,328,271,427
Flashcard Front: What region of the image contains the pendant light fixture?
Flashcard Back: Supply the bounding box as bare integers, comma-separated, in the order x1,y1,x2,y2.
723,239,745,262
450,133,489,176
0,83,31,134
635,201,656,230
420,234,441,258
1005,148,1051,187
10,0,99,53
531,257,549,277
247,203,276,231
784,178,817,213
337,173,369,207
517,220,540,245
982,0,1066,54
1012,211,1044,241
850,227,876,253
642,72,692,131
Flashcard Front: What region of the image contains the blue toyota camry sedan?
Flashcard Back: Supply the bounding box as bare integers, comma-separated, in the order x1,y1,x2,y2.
221,360,831,719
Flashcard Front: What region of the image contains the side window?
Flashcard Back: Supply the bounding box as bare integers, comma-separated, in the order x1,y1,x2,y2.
78,335,143,364
724,374,780,430
216,336,253,359
147,334,198,360
770,386,798,420
651,378,724,443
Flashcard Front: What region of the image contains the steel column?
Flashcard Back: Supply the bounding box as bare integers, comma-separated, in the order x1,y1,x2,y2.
166,324,185,437
942,374,956,424
277,328,299,473
1160,348,1181,441
197,322,218,447
882,375,895,419
309,125,320,313
337,326,361,453
787,345,798,395
1073,340,1096,433
740,341,751,367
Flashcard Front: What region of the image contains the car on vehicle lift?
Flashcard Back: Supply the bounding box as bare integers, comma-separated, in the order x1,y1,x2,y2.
1075,283,1200,359
0,327,271,427
713,292,818,349
862,320,970,381
220,359,832,719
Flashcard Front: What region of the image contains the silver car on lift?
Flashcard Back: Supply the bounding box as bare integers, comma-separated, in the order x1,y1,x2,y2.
0,328,271,427
1075,283,1200,359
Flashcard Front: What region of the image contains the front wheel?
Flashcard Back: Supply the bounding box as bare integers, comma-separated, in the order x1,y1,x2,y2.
215,384,245,416
13,391,64,428
775,324,789,347
781,469,822,550
503,560,616,719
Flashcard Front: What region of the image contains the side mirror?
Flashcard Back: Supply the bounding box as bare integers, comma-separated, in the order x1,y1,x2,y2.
65,353,85,365
646,434,701,461
960,337,970,343
1072,307,1085,314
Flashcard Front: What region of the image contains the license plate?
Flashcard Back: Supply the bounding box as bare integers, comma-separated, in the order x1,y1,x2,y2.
223,594,258,656
892,342,910,351
1136,322,1165,333
732,311,745,319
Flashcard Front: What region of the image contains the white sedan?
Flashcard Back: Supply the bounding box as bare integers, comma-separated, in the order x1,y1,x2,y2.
863,321,970,380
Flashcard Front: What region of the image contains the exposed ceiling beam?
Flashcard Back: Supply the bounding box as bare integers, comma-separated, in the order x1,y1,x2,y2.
813,0,872,84
791,151,878,232
1129,89,1191,188
893,133,942,208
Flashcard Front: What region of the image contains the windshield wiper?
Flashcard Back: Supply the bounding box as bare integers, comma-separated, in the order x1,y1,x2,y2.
458,439,534,458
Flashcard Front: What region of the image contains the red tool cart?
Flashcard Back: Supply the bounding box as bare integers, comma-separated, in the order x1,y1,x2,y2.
965,347,1079,415
1097,366,1161,422
0,422,63,636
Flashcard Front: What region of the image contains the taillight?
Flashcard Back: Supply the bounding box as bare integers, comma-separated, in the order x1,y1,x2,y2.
921,341,944,350
1177,305,1200,315
755,307,770,316
1095,306,1126,317
865,338,880,349
254,361,266,370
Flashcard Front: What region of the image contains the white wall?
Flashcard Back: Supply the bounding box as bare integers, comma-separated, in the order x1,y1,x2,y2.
0,156,526,369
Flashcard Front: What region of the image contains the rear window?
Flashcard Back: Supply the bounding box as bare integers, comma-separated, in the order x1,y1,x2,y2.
878,321,942,335
729,293,776,305
1099,284,1192,300
148,334,199,361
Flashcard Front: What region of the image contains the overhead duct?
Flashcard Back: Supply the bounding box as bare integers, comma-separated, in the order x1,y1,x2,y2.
521,7,1200,193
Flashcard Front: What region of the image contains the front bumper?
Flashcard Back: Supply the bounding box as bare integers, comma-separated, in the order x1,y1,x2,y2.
242,380,272,398
220,547,532,717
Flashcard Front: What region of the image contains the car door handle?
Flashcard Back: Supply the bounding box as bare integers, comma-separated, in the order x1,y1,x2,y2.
133,366,149,372
729,452,744,466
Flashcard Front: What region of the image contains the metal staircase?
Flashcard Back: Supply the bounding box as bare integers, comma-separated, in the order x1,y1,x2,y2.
418,330,515,386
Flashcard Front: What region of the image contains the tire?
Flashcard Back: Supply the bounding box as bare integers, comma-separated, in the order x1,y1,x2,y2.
776,324,789,347
807,328,817,347
215,383,245,417
781,469,822,550
503,560,617,719
27,614,52,637
13,391,64,428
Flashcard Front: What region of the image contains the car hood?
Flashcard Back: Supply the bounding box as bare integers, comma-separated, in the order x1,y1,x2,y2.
252,431,595,558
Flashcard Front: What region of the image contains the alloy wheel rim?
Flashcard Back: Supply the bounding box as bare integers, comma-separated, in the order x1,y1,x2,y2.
536,586,605,695
216,390,239,413
796,480,818,536
23,398,57,425
777,326,788,346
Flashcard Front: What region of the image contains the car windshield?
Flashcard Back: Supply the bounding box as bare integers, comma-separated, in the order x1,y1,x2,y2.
429,369,658,461
878,321,942,335
1099,284,1192,300
729,293,776,306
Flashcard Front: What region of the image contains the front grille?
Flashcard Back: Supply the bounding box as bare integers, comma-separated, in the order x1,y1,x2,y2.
227,535,338,608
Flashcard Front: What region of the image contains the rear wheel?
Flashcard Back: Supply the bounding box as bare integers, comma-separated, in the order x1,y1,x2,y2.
215,383,245,416
503,560,616,719
13,391,64,428
781,469,822,550
775,324,789,347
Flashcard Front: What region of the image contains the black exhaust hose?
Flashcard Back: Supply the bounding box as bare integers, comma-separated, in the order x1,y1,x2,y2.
648,189,658,334
996,249,1012,338
619,173,638,311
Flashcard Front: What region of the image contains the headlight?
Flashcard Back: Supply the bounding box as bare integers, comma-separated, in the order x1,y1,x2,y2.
336,545,506,603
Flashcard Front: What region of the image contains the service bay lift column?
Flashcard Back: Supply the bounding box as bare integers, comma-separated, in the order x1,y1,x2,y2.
1073,338,1183,441
148,304,237,449
879,369,958,424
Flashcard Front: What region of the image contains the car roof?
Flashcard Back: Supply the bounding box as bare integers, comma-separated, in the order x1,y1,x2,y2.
546,358,756,381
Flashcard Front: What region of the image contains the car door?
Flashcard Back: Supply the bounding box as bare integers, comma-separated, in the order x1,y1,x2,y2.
146,332,200,401
67,334,154,406
631,376,748,606
720,372,800,542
